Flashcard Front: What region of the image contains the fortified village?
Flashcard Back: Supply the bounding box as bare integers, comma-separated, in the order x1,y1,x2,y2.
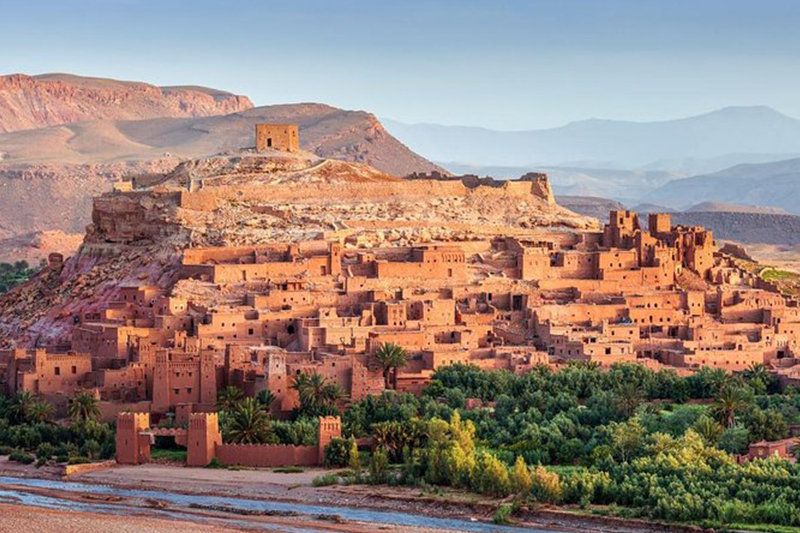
1,124,799,466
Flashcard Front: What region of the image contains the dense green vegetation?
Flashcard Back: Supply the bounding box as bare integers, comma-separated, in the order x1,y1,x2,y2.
0,260,40,293
216,373,336,446
0,390,114,465
334,362,800,529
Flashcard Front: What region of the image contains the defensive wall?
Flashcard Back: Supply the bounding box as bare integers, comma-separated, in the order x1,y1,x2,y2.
116,412,341,467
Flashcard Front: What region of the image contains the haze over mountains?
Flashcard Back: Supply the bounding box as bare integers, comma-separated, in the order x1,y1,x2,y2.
385,106,800,214
384,106,800,172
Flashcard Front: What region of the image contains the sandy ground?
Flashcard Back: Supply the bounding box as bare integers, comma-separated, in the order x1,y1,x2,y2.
747,243,800,273
0,460,704,533
0,503,240,533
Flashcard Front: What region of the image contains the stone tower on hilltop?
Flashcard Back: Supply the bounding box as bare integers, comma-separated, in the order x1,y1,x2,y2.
255,123,299,152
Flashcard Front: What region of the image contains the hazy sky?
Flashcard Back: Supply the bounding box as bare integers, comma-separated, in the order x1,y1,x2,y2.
2,0,799,129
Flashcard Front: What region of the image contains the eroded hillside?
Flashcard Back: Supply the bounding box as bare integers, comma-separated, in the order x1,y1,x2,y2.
0,149,592,347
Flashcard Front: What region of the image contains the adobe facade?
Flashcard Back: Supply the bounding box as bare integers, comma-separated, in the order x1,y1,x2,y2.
255,123,299,152
6,202,800,457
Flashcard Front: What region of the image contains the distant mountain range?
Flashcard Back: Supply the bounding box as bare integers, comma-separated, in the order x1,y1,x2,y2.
643,158,800,214
384,106,800,174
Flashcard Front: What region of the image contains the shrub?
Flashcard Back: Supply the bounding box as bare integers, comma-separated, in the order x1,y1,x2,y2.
471,451,510,497
206,457,225,469
324,437,350,468
67,456,91,465
9,449,34,464
273,466,304,473
36,442,55,461
312,473,340,487
369,448,389,483
510,456,533,495
493,504,514,524
530,466,562,504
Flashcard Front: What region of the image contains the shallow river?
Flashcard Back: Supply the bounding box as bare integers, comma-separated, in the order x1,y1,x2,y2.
0,476,561,533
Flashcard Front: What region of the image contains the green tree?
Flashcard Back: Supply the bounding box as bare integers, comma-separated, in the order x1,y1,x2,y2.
217,386,244,411
692,414,724,444
711,386,751,428
226,397,270,444
27,398,54,423
609,418,645,463
68,391,100,423
291,372,343,417
347,436,361,472
255,388,276,410
530,465,562,503
510,455,533,495
8,391,37,424
373,342,408,389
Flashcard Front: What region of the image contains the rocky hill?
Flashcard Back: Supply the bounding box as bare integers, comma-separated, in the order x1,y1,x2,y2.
668,212,800,245
0,73,254,133
555,195,626,220
684,202,789,215
0,150,591,346
0,102,445,254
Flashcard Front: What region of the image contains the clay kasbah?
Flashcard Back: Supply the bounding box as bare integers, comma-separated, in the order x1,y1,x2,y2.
3,3,800,532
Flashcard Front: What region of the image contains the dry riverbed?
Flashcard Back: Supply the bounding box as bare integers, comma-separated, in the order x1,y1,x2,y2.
0,459,705,533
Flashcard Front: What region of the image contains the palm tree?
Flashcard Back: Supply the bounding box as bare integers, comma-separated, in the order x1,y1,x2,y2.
711,385,751,428
226,397,270,444
692,415,724,444
68,391,100,423
217,386,244,412
27,398,54,423
743,363,769,383
291,372,344,416
615,381,643,417
373,343,408,389
255,389,276,410
8,391,36,423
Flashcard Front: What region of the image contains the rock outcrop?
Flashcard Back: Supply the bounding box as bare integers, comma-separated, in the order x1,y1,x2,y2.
0,73,253,133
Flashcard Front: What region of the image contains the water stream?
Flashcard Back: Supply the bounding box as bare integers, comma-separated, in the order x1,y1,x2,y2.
0,476,561,533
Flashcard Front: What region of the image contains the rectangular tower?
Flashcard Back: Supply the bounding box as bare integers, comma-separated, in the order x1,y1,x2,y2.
255,124,300,152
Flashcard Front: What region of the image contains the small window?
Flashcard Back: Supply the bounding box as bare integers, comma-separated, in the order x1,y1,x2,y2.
54,367,60,376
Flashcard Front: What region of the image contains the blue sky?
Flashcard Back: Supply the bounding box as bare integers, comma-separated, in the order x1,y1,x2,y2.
1,0,799,129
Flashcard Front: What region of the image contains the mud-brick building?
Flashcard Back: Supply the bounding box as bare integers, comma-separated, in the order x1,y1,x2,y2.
255,123,300,152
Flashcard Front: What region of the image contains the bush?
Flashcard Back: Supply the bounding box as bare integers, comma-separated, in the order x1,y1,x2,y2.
36,442,55,460
273,466,304,473
471,451,510,497
324,437,351,468
206,457,225,469
369,448,389,483
9,449,34,464
312,473,340,487
67,456,91,465
530,466,562,504
493,504,514,524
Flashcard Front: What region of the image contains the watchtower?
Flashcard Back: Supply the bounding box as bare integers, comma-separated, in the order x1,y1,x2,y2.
116,412,151,464
648,213,672,237
187,412,222,466
255,123,299,152
317,416,342,463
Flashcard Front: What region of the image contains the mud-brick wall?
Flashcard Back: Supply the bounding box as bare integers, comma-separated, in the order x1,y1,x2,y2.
215,444,319,467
